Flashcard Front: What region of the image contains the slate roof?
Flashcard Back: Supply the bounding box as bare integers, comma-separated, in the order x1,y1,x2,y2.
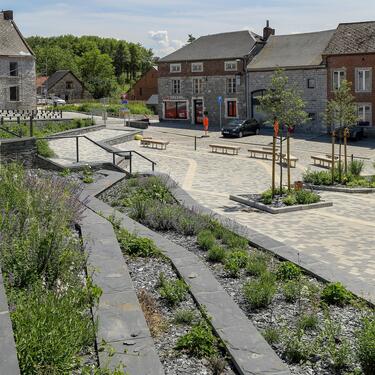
323,21,375,55
159,30,260,62
0,13,33,56
248,29,335,70
44,70,83,90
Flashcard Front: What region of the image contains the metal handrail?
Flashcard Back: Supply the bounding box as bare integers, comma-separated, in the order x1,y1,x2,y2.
37,134,157,173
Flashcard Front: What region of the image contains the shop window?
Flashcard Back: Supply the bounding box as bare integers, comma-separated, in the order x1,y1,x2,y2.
164,101,187,119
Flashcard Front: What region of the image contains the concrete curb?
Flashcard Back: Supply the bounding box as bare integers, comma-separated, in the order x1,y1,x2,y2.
305,183,375,194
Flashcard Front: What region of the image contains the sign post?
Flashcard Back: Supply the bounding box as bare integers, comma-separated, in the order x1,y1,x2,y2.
120,93,129,126
217,96,222,130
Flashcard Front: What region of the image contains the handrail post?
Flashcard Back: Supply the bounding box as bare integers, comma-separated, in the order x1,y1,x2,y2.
76,136,79,163
113,152,116,165
194,136,197,151
129,152,132,175
152,162,155,172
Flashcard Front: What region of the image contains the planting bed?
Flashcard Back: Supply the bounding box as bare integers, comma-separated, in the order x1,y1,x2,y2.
101,175,375,375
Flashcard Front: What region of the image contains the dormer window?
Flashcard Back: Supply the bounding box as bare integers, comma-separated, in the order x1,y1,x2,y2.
191,62,203,72
170,63,181,73
225,61,237,71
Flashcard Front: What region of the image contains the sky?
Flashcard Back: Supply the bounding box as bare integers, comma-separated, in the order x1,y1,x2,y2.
4,0,375,57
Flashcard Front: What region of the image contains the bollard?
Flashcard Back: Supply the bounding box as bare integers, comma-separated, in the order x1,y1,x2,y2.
351,154,354,162
194,136,197,151
76,137,79,163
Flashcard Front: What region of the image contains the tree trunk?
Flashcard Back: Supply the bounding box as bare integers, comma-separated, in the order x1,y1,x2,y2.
279,126,283,193
272,135,276,197
331,131,335,185
344,128,348,174
338,129,342,182
287,130,291,191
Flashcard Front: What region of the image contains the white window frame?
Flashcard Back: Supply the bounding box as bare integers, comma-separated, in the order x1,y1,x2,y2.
225,61,237,71
226,77,236,94
355,68,372,93
193,77,203,94
357,103,372,124
171,79,181,94
224,98,238,119
170,63,181,73
332,69,345,90
191,62,203,72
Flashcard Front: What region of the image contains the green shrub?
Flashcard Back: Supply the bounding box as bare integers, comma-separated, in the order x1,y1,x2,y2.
297,313,318,331
283,329,312,364
260,189,273,204
197,230,216,251
175,321,217,358
59,168,71,177
224,250,249,277
116,228,161,257
263,326,281,345
173,309,196,325
282,280,301,303
246,252,268,276
158,273,188,306
303,169,332,185
321,282,352,306
349,160,364,176
276,261,301,281
82,165,94,184
207,245,226,263
221,231,248,250
294,189,320,204
357,316,375,374
36,139,55,157
282,194,297,206
243,271,276,309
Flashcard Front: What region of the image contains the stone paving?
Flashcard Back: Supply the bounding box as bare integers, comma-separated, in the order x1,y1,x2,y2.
48,116,375,301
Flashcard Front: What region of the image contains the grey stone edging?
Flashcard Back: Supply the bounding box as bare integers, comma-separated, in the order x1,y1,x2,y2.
229,194,333,214
305,183,375,194
0,271,21,374
79,208,164,375
86,171,291,375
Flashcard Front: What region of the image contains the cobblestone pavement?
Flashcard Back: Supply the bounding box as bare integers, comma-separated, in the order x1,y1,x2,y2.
49,118,375,300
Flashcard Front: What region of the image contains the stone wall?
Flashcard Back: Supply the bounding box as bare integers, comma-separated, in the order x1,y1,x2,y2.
248,68,328,133
48,72,87,101
0,56,36,111
0,137,36,167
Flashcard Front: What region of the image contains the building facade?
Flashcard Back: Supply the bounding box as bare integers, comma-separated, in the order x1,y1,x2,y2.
158,30,267,126
128,66,158,101
0,10,36,111
323,22,375,127
248,30,335,133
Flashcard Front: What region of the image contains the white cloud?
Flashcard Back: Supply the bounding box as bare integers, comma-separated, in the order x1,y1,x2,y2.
148,30,184,56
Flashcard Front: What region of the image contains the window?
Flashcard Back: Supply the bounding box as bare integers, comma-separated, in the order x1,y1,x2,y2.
191,62,203,72
9,86,19,101
139,87,143,96
170,63,181,73
357,103,372,124
193,78,203,94
356,68,372,92
332,70,345,90
308,112,316,122
226,100,237,117
164,101,187,119
307,78,315,89
225,61,237,71
172,79,181,94
66,81,73,89
226,77,236,94
10,62,18,76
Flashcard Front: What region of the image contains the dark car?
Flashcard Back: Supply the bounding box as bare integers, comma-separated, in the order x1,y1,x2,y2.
327,125,365,141
222,119,260,138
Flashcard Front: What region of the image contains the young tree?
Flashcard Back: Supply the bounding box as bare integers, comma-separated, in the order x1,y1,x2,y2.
259,69,308,192
324,80,358,181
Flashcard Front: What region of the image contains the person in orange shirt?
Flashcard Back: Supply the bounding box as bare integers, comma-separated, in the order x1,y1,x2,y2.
203,115,209,136
273,117,279,138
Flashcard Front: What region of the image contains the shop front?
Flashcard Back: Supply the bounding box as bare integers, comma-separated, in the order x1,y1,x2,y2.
162,97,189,120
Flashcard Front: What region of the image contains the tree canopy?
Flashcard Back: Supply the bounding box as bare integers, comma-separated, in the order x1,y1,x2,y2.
27,35,155,98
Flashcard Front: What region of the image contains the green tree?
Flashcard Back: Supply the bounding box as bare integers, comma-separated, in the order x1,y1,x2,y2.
324,80,358,180
259,69,308,191
79,49,116,98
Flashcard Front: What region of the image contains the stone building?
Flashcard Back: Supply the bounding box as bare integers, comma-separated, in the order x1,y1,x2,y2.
0,10,36,110
323,21,375,128
247,29,335,133
157,28,270,126
41,70,89,101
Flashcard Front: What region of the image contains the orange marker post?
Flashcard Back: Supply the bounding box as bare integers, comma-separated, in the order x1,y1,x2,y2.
203,115,209,136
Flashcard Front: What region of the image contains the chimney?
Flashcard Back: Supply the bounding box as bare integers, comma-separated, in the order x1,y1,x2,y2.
263,20,275,41
3,10,14,20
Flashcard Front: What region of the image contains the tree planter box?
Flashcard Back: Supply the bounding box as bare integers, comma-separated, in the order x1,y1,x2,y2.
229,194,333,214
305,183,375,194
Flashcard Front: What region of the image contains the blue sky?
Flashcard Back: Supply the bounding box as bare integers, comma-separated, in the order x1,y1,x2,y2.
4,0,375,56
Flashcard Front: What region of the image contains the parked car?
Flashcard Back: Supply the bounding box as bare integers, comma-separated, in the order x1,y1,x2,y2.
327,125,365,141
222,118,260,138
47,96,66,106
36,96,47,105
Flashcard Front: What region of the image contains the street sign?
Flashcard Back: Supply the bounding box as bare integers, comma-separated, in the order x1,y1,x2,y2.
217,96,222,104
121,108,130,112
121,99,128,105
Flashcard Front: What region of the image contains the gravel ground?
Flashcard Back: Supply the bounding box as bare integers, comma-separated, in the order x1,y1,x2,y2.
125,254,237,375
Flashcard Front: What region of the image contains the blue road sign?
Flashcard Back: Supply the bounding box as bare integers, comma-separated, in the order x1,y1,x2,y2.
121,99,129,105
217,96,222,104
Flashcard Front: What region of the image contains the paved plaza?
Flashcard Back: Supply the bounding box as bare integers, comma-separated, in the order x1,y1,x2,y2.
49,116,375,301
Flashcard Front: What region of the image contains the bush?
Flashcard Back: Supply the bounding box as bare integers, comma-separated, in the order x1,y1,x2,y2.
36,139,55,157
263,326,281,345
321,282,352,306
283,329,312,364
349,160,364,176
282,280,301,303
303,169,332,186
294,189,320,204
282,194,297,206
197,230,216,251
260,189,273,204
246,252,268,277
297,313,318,331
175,321,217,358
173,309,196,325
276,261,301,281
207,245,226,263
224,250,249,277
158,273,188,305
243,271,276,309
357,316,375,374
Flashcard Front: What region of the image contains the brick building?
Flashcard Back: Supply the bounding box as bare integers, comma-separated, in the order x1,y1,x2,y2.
323,22,375,127
248,29,335,132
0,10,36,110
128,66,158,101
158,29,267,125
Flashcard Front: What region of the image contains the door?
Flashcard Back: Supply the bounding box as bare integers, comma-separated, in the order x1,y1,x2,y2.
194,100,203,124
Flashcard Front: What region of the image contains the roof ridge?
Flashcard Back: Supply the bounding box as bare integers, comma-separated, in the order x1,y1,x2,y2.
338,20,375,26
272,29,336,38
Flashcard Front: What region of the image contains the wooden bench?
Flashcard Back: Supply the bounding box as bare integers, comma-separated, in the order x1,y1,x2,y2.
248,148,283,161
281,155,298,168
311,155,338,168
140,139,169,150
209,144,241,155
262,146,280,152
